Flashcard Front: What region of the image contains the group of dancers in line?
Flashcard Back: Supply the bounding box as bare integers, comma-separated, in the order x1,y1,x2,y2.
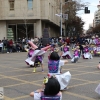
24,40,100,99
25,41,71,98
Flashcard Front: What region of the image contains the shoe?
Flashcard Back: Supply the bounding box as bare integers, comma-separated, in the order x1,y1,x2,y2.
33,68,36,73
7,52,9,53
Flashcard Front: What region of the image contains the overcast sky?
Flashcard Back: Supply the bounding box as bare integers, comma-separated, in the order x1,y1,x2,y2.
77,0,99,30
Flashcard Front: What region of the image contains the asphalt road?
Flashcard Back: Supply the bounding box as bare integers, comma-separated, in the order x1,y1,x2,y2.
0,52,100,100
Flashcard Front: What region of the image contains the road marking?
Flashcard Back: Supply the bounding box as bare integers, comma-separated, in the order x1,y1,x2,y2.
64,91,96,100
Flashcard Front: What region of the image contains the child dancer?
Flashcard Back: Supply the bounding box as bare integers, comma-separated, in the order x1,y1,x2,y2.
71,46,80,63
48,51,71,90
61,43,72,59
30,77,62,100
25,42,35,65
25,41,51,72
48,44,59,59
50,44,59,53
83,44,93,59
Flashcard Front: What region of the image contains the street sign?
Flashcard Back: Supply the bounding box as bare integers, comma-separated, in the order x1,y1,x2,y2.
63,14,68,20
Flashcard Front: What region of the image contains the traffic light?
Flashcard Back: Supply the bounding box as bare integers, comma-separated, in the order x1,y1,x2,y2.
84,7,90,14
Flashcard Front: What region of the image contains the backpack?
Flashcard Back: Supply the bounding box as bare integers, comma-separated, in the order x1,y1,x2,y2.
41,92,60,100
48,60,59,73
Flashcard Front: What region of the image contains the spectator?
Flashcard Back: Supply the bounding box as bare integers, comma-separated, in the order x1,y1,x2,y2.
8,39,13,53
7,39,10,53
16,43,21,52
66,37,70,45
34,37,39,45
71,37,75,49
2,37,7,51
0,40,3,52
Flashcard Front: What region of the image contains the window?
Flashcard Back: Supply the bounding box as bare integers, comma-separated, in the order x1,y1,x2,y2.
95,17,98,19
9,0,15,10
27,0,33,10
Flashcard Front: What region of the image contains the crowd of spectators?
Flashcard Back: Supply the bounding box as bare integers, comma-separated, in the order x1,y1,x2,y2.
0,35,95,53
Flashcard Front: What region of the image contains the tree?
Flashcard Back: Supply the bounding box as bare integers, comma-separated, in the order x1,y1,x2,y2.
62,0,88,37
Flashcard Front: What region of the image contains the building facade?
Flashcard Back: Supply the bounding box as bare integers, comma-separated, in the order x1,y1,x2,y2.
0,0,65,40
94,1,100,27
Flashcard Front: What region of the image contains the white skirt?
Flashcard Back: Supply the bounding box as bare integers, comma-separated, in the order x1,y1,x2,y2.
95,83,100,95
25,50,45,66
55,71,71,90
83,52,93,59
62,51,72,58
25,57,34,66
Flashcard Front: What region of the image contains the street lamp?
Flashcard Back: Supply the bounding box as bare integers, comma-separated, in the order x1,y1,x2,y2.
55,0,70,37
60,0,63,37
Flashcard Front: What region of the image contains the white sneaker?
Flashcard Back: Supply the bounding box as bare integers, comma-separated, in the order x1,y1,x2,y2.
7,52,9,53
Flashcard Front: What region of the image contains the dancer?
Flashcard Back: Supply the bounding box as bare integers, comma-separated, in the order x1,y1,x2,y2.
48,44,59,59
93,38,100,56
71,46,80,63
25,42,35,65
61,43,72,59
30,77,62,100
50,44,59,53
25,41,51,72
83,44,93,59
48,51,71,90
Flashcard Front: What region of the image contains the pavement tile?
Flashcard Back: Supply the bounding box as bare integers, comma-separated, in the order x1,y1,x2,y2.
16,96,32,100
62,93,86,100
73,66,98,73
4,83,40,98
67,83,100,100
0,78,22,87
15,73,47,82
0,67,16,73
73,73,100,82
69,78,88,87
0,70,31,77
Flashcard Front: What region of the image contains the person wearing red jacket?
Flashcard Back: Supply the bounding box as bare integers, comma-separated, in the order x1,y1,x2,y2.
66,37,70,45
8,39,13,53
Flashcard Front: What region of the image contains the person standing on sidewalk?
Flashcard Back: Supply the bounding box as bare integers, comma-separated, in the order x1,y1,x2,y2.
0,40,3,53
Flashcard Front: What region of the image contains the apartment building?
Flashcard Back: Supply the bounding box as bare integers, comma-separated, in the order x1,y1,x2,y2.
0,0,64,40
94,1,100,27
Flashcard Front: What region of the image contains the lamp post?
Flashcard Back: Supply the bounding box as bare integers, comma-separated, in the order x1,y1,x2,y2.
60,0,63,37
60,0,70,37
55,0,70,37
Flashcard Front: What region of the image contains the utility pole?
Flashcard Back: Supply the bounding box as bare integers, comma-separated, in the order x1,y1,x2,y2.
60,0,62,37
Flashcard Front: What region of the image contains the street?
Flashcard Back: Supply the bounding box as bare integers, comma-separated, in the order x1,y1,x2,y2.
0,52,100,100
